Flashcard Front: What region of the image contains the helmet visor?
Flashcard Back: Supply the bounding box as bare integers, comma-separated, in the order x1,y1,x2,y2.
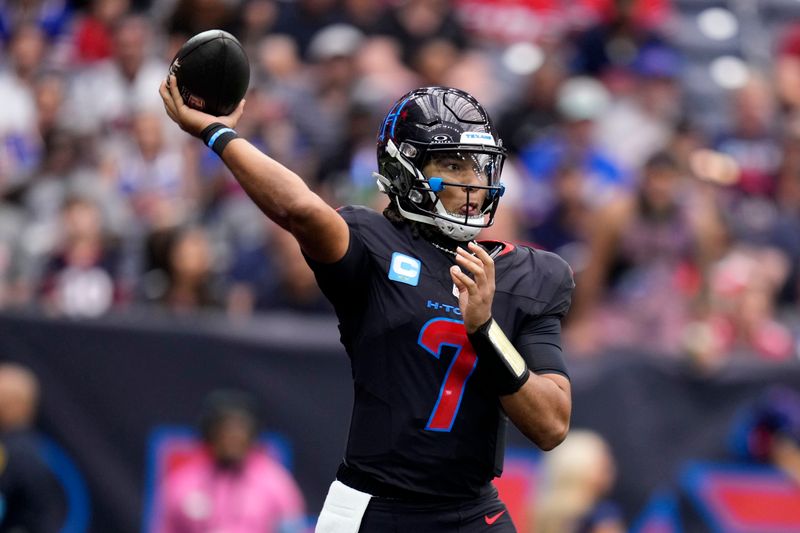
413,149,505,227
421,149,504,188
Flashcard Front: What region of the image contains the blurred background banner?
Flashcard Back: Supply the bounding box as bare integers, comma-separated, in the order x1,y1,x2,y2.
1,310,799,533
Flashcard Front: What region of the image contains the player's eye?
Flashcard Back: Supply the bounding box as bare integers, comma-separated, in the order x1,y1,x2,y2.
437,158,464,172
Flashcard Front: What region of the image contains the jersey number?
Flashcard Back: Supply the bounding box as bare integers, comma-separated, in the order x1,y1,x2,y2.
418,318,478,432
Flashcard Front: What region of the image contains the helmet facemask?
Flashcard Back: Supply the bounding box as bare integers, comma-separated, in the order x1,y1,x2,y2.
419,149,506,239
375,87,507,241
376,140,506,241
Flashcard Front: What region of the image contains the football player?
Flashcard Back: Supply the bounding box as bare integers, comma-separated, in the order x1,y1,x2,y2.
160,79,574,533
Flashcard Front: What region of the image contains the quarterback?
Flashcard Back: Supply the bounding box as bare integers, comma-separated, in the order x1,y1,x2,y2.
160,80,574,533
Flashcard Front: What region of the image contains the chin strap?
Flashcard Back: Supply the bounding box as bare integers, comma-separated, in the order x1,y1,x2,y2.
375,171,391,194
468,317,530,396
434,217,481,241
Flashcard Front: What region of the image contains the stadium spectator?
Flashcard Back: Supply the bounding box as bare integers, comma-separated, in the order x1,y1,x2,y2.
154,389,306,533
0,23,48,195
526,163,592,271
232,0,280,58
100,109,197,233
517,76,629,225
594,44,683,172
165,0,236,48
568,152,725,355
569,0,670,79
771,134,800,305
532,429,624,533
21,128,82,234
252,33,304,90
352,36,418,108
682,245,796,367
141,225,221,312
497,56,568,154
375,0,467,67
298,24,365,164
271,0,342,60
38,196,123,317
16,128,114,307
0,363,63,533
67,14,168,138
227,223,332,316
0,204,26,308
316,94,386,207
713,73,782,201
0,0,72,42
71,0,130,65
775,23,800,113
319,35,420,203
411,37,461,88
443,48,501,114
32,70,68,142
341,0,387,35
0,39,62,305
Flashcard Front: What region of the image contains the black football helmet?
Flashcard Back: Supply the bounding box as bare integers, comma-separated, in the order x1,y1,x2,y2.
375,87,507,241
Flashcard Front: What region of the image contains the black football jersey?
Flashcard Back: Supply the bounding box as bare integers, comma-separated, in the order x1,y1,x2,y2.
307,206,574,498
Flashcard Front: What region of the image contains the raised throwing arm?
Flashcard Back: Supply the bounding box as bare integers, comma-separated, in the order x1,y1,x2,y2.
159,76,348,264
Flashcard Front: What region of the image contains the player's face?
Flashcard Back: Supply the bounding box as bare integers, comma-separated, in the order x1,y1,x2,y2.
422,152,490,217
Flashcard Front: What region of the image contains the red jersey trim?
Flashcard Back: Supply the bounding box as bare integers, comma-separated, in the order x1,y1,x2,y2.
478,240,516,257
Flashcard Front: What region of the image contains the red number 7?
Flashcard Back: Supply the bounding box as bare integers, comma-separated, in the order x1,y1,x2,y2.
417,318,478,432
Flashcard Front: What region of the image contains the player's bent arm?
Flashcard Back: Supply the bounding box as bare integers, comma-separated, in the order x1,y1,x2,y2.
500,373,571,451
466,316,571,450
221,139,349,263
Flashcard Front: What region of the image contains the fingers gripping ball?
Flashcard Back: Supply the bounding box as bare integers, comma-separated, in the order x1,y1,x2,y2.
169,29,250,117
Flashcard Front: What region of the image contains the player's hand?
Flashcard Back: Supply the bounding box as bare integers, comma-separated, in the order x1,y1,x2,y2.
450,241,495,333
159,75,245,138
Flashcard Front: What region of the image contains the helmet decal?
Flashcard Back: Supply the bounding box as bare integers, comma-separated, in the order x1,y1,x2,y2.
378,96,412,142
460,131,496,146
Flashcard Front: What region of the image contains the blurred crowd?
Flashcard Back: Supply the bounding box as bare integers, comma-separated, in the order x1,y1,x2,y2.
1,0,800,364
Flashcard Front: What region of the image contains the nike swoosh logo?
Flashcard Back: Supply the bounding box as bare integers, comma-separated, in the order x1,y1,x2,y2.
484,510,506,525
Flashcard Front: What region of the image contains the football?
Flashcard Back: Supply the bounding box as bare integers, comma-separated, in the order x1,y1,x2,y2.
169,29,250,117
